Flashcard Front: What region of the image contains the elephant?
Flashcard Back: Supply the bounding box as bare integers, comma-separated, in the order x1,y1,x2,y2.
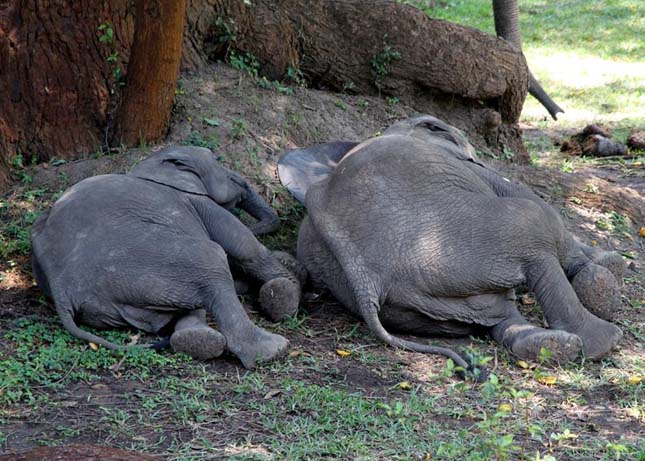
31,146,304,369
278,115,624,371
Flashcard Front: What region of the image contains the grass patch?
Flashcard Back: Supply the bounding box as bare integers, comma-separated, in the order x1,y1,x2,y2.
0,318,189,407
415,0,645,126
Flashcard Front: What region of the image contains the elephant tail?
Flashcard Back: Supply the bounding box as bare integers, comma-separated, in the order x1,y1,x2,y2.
56,303,166,352
360,300,478,378
305,191,484,381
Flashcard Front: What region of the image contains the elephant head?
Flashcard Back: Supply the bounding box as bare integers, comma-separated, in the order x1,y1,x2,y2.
278,115,483,205
130,146,280,235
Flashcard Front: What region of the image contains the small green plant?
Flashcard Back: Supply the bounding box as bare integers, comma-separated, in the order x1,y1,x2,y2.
342,81,356,93
502,146,515,161
609,211,630,235
560,158,576,173
183,131,220,150
10,154,24,169
229,50,260,77
285,66,306,86
537,347,554,364
334,100,348,110
215,16,237,44
386,97,400,105
98,21,124,87
371,34,401,92
257,77,294,95
596,212,631,235
371,35,402,77
230,118,248,140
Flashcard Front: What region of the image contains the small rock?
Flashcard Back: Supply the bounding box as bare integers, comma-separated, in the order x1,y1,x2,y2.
581,135,627,157
582,123,612,138
626,130,645,150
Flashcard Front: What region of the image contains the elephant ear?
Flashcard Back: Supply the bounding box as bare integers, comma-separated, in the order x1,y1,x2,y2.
278,141,358,203
384,115,482,165
129,146,212,196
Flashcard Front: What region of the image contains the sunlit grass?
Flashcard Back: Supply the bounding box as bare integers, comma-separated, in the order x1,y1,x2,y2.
417,0,645,127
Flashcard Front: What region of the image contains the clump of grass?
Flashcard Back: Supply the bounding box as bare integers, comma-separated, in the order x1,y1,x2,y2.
0,318,189,406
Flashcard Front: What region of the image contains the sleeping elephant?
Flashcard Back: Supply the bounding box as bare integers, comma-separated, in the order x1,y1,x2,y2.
31,146,304,369
278,115,624,370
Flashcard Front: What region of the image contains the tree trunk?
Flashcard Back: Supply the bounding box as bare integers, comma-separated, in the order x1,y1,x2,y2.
492,0,563,120
199,0,530,159
0,0,134,189
0,0,530,191
111,0,187,146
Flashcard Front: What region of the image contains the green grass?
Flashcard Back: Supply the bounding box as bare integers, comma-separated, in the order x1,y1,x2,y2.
0,318,190,407
0,189,49,259
412,0,645,126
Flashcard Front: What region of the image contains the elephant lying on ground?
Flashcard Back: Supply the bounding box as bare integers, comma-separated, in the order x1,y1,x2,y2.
32,146,303,369
278,115,624,370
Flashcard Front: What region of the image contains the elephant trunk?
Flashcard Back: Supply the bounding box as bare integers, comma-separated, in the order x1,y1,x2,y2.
492,0,564,120
240,185,280,235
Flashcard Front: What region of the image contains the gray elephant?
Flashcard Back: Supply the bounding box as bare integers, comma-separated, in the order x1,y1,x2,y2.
31,146,303,369
278,115,623,370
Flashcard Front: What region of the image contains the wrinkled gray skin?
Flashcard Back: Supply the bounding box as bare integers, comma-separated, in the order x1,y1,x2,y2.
32,146,304,369
279,115,624,369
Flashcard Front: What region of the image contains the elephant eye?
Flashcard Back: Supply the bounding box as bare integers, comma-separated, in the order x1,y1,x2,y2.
164,158,199,175
229,175,246,188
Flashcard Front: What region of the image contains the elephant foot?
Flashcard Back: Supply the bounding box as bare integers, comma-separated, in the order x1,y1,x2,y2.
590,250,625,284
258,277,300,322
507,328,583,364
226,325,289,369
272,251,308,286
571,264,621,320
572,316,623,360
170,326,226,361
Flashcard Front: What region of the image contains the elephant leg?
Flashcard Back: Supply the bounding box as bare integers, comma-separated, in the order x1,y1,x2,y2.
122,239,288,369
190,196,300,321
297,216,357,312
526,255,622,360
169,309,226,360
490,307,582,363
204,278,289,368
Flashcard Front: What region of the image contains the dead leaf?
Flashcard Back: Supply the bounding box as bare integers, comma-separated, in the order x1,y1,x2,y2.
128,333,141,346
89,342,99,351
398,381,412,390
497,403,512,413
626,375,642,385
520,294,536,305
639,227,645,238
263,389,282,399
517,360,530,369
336,349,351,357
537,375,557,386
59,400,78,407
626,408,640,418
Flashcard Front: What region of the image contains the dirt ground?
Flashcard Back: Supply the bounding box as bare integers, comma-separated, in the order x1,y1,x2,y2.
0,64,643,460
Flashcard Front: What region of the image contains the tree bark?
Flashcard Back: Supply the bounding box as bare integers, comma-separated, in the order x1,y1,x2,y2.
111,0,187,146
0,0,134,189
0,0,530,190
